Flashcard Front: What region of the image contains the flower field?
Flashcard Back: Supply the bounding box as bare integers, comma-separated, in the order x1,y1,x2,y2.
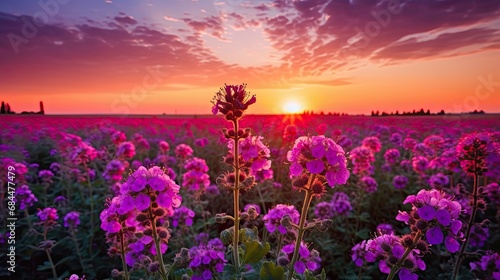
0,87,499,280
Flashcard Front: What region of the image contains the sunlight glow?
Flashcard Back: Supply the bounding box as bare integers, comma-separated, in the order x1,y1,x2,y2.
283,100,302,114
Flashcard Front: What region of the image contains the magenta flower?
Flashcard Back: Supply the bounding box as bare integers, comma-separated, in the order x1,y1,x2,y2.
362,136,382,153
117,141,136,159
64,211,80,229
281,242,321,274
175,144,193,161
397,189,463,253
287,135,349,188
14,185,38,210
263,204,300,235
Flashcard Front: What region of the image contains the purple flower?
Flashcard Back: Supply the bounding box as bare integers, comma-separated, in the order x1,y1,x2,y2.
362,136,382,153
392,175,409,189
360,176,378,193
263,204,300,234
281,242,321,274
287,135,349,188
350,146,374,176
331,192,352,216
172,206,195,227
64,211,80,229
384,148,401,165
14,185,38,210
189,239,227,279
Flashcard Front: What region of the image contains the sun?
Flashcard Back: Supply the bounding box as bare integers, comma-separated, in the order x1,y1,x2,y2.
283,100,302,114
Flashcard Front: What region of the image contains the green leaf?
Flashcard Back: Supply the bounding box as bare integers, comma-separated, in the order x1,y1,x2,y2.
242,240,270,265
259,261,285,280
355,228,370,240
174,268,193,280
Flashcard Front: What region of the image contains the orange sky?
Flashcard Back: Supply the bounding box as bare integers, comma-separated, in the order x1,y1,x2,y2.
1,1,500,115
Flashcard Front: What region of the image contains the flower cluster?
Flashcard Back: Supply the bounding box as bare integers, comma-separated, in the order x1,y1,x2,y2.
226,134,271,175
63,211,80,230
362,136,382,153
263,204,300,235
279,242,321,274
469,250,500,279
350,146,375,175
14,184,38,210
392,175,409,189
287,135,349,187
360,175,378,193
100,165,181,269
175,144,193,161
384,148,401,166
117,141,136,160
37,207,59,228
331,191,352,216
364,233,427,279
103,159,125,183
171,206,195,228
189,240,227,280
456,132,494,176
396,189,463,252
182,157,210,193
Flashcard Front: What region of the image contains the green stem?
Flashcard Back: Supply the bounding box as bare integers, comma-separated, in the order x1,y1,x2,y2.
71,229,86,272
119,230,130,280
287,186,314,280
452,168,479,280
83,161,94,259
45,248,58,280
387,232,422,280
232,119,241,276
150,210,168,280
44,229,58,280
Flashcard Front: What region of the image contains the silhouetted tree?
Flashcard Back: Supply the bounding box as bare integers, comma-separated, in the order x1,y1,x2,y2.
6,103,11,114
40,101,45,114
1,101,5,114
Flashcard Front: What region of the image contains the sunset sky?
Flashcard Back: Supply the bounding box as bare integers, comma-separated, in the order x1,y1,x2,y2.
1,0,499,115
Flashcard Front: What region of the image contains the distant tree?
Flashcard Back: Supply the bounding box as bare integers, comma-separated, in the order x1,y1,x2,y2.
426,109,431,115
395,110,399,115
1,101,5,114
6,103,11,114
40,101,45,114
412,109,416,114
371,110,375,116
438,109,445,115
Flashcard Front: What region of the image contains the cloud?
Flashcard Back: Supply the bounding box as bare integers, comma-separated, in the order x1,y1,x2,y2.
114,15,137,25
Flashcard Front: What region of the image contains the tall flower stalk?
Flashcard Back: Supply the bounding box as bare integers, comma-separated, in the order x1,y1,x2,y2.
452,132,493,279
285,135,350,279
212,84,263,275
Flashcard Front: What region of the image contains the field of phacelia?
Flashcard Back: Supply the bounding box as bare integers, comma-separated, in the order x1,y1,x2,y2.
0,87,499,280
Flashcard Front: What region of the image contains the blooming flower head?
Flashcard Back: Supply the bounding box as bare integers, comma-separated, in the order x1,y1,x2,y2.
175,144,193,161
211,83,256,121
281,242,321,274
411,156,429,174
189,240,227,280
424,135,444,151
376,223,394,235
428,173,449,189
172,206,195,227
287,135,349,188
384,148,401,166
396,189,463,253
469,250,500,279
314,201,333,220
117,141,136,160
331,192,352,216
227,134,271,174
263,204,300,235
111,131,126,145
194,137,209,147
283,125,298,142
403,138,417,151
364,233,426,279
14,185,38,210
38,170,54,182
71,142,97,165
37,207,58,222
350,146,374,175
64,211,80,229
103,159,125,183
392,175,409,190
360,175,378,193
158,141,170,153
362,136,382,153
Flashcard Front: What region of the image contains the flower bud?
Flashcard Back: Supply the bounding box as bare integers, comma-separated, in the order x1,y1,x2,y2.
215,213,228,224
148,262,160,273
111,269,122,278
220,227,234,245
240,212,250,220
316,219,333,232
